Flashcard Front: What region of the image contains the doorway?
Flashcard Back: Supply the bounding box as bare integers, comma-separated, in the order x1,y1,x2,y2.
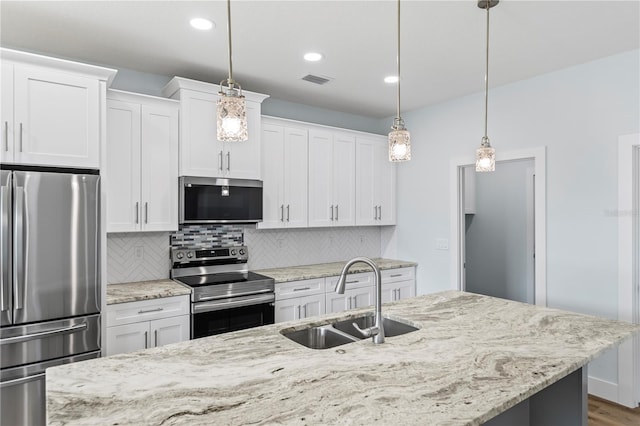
450,146,547,306
463,159,535,303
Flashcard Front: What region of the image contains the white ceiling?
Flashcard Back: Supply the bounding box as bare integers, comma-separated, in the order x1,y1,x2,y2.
1,1,638,118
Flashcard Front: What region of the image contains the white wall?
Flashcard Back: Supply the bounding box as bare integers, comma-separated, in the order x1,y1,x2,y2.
393,50,639,383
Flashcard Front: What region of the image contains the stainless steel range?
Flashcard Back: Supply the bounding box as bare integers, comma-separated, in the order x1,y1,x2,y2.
170,246,275,339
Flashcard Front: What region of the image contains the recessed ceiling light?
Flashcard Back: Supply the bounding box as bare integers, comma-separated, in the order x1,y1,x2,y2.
190,18,214,31
304,52,323,62
384,75,399,84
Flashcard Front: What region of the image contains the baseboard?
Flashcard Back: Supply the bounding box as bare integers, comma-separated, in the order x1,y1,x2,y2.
588,376,618,402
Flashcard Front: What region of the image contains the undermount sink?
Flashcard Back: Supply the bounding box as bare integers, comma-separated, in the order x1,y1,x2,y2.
280,315,419,349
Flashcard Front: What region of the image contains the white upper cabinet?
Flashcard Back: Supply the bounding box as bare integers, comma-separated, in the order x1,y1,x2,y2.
259,118,308,229
162,77,268,179
1,48,116,168
355,135,396,225
106,90,179,232
308,128,355,227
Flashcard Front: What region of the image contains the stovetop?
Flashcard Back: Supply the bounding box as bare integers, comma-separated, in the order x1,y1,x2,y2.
175,271,273,289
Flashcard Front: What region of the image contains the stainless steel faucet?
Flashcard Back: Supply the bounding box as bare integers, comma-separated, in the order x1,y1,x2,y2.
334,257,385,344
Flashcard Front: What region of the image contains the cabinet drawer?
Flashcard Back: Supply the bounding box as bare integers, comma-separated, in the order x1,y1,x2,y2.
106,295,190,327
276,278,325,299
325,272,373,292
382,267,415,284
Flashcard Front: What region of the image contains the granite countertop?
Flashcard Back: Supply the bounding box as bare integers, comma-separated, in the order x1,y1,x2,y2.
47,291,638,425
254,258,417,283
106,279,191,305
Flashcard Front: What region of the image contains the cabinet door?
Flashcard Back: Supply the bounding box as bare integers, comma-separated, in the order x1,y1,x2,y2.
395,280,415,300
325,292,350,314
274,298,299,323
376,139,396,225
179,89,223,177
106,322,149,356
308,129,334,227
283,126,308,228
355,137,377,225
350,287,374,309
150,315,189,347
300,293,325,319
258,124,285,229
106,99,141,232
13,65,100,168
225,101,261,179
381,284,395,304
333,132,356,226
1,63,14,163
141,102,178,231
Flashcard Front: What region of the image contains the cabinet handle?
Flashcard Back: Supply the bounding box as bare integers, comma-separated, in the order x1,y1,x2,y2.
226,152,231,171
297,305,301,320
330,205,334,221
135,202,139,224
390,274,402,278
303,304,308,318
286,205,290,222
3,122,7,152
335,205,339,221
19,123,23,152
379,206,382,220
154,329,158,347
144,202,148,224
346,280,358,284
374,205,378,220
348,297,352,309
138,307,163,314
218,151,223,171
144,331,148,349
293,287,311,292
280,205,284,222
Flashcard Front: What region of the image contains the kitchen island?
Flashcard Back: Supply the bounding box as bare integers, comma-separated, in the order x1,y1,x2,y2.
47,291,638,425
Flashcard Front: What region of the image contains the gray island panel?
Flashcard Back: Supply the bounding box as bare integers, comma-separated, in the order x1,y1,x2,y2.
47,291,638,425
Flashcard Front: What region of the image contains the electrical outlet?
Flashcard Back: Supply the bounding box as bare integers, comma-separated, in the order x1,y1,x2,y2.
135,246,144,259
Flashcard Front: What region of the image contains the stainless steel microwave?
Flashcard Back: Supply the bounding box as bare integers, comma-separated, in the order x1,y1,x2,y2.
179,177,263,224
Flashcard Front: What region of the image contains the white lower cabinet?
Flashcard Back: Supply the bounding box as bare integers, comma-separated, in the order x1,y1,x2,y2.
106,295,190,356
274,278,325,323
326,287,375,314
381,267,416,303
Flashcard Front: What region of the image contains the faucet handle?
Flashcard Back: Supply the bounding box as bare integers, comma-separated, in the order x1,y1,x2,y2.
352,323,379,338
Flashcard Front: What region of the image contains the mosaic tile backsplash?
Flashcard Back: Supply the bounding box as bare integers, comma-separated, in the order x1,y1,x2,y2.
171,225,244,248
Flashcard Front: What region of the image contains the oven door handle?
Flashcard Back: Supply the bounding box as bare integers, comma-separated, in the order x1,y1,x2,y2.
193,294,275,314
196,288,274,303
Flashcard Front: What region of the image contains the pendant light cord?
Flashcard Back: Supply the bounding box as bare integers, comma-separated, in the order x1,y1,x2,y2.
396,0,401,122
226,0,234,86
483,3,490,142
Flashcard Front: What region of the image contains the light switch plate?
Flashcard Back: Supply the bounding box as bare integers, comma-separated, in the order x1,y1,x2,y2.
436,238,449,250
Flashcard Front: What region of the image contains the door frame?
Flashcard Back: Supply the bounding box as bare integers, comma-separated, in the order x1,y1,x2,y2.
449,146,547,306
616,133,640,407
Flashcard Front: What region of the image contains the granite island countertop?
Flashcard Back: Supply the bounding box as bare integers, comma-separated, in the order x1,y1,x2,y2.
254,258,417,283
47,291,638,425
106,279,191,305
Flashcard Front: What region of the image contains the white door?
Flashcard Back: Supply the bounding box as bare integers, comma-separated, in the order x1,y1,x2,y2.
140,102,178,231
333,132,356,226
376,139,396,225
106,99,141,232
13,65,100,168
355,137,377,226
349,287,374,309
150,316,189,347
226,101,261,179
106,322,149,356
396,280,416,300
259,124,284,229
1,62,14,163
300,293,325,319
274,298,299,323
325,292,350,314
284,126,308,228
179,89,222,177
308,129,334,227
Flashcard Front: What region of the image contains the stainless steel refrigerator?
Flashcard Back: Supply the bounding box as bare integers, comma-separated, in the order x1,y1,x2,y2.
0,167,102,426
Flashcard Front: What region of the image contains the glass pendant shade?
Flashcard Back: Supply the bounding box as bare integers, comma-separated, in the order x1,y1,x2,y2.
389,119,411,162
217,88,248,142
476,137,495,172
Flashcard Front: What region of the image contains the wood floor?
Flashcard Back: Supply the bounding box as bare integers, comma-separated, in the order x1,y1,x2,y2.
588,395,640,426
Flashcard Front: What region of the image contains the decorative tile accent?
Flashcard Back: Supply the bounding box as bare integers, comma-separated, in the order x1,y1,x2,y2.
244,226,382,270
171,225,244,248
107,232,171,284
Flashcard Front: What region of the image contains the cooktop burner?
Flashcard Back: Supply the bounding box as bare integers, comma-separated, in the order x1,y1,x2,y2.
175,271,272,288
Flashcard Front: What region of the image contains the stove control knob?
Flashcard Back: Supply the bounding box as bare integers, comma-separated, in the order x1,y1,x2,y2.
176,252,184,260
230,249,237,256
239,248,246,256
186,252,194,259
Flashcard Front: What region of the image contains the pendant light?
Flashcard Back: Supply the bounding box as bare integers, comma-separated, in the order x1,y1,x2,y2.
388,0,411,162
475,0,498,172
217,0,247,142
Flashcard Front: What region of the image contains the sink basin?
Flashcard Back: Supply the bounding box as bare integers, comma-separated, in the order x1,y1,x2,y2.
281,326,359,349
332,315,419,338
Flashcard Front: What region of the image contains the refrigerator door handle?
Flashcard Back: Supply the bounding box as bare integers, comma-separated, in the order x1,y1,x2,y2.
0,322,87,345
13,186,25,310
0,372,45,389
1,175,11,312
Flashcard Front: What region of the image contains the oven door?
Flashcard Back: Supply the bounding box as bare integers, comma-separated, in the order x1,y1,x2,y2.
191,293,275,339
